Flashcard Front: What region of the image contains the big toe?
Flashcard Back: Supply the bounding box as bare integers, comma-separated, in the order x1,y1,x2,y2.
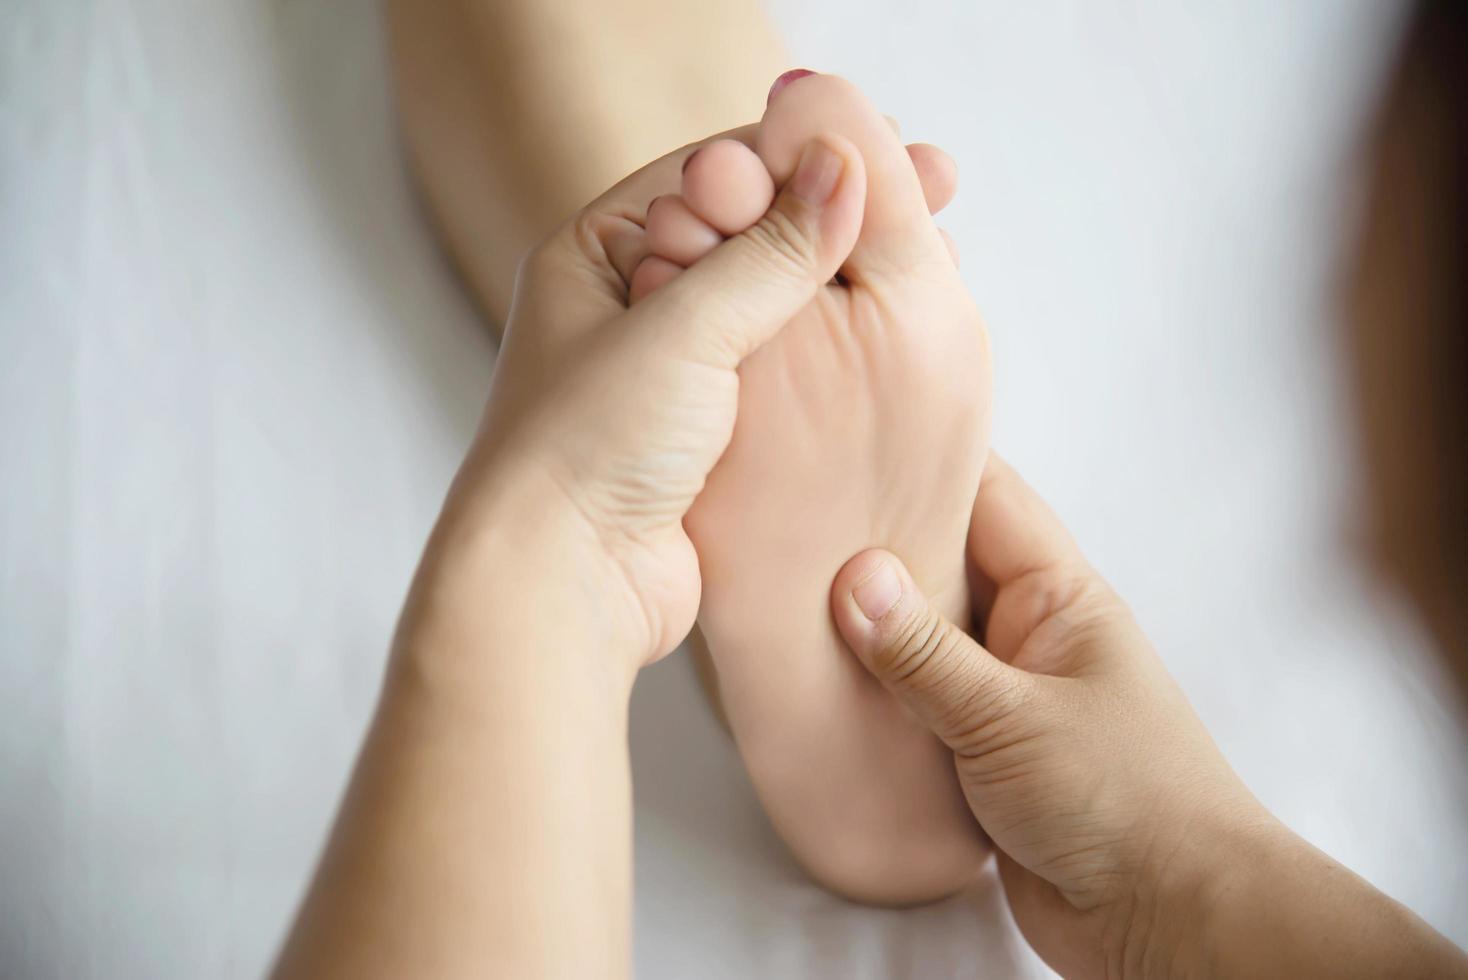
759,73,948,281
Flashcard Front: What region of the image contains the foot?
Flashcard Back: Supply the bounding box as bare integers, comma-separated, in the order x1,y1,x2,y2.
632,73,993,905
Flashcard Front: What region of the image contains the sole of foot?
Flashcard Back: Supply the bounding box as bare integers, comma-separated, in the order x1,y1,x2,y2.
634,72,992,907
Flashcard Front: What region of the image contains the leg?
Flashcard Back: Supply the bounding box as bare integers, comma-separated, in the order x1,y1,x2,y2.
387,0,788,328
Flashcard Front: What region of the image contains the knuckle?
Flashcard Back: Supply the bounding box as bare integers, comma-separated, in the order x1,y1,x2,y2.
876,607,956,687
876,604,1037,753
1005,560,1111,633
741,203,819,279
567,206,634,276
569,208,606,254
654,284,747,364
522,214,629,304
535,209,610,278
942,669,1035,758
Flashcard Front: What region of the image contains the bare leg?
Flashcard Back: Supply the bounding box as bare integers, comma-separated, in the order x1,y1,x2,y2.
387,0,787,328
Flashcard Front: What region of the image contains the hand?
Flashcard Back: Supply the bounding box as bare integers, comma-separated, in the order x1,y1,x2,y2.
831,454,1467,978
275,132,867,980
830,452,1259,974
427,129,867,669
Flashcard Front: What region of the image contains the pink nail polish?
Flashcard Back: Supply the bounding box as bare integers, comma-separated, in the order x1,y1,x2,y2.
768,68,817,106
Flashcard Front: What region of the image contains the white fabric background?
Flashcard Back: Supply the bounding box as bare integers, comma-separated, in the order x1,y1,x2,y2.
2,1,1464,977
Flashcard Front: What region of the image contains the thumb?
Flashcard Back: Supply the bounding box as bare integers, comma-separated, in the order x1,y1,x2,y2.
831,549,1035,753
634,135,866,368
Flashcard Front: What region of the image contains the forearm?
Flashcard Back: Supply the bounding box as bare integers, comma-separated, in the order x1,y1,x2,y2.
274,489,638,979
1165,821,1467,979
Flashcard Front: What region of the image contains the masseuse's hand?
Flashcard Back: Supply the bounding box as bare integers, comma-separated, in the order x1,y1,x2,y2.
424,130,866,669
277,135,868,980
832,454,1467,979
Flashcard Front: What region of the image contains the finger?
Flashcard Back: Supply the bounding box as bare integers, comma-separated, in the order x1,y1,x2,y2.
630,135,866,368
628,255,682,304
968,453,1086,591
885,113,901,138
966,453,1110,665
598,212,652,287
759,73,947,280
831,548,1035,756
907,143,957,214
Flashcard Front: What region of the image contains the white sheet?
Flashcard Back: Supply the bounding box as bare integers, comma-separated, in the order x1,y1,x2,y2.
2,1,1462,977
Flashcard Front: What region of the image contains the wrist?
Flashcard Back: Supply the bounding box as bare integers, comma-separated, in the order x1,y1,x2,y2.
1175,815,1298,978
397,458,647,697
1107,800,1285,979
1131,811,1465,980
1189,825,1466,979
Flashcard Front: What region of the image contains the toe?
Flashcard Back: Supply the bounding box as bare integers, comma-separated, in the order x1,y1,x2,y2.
907,143,957,215
629,255,683,304
759,73,949,280
682,139,776,237
646,194,723,267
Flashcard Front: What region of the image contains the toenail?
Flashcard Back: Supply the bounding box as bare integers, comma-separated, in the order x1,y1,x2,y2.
768,68,817,106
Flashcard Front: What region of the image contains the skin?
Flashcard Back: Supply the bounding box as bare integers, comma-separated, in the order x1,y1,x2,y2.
829,461,1467,978
274,95,1468,974
395,0,988,900
272,131,870,979
386,0,787,327
639,73,993,905
392,0,989,900
297,2,1468,972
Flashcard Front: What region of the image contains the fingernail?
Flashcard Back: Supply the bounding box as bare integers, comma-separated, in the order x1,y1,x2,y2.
853,562,903,621
681,148,701,176
767,68,816,106
789,139,843,205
